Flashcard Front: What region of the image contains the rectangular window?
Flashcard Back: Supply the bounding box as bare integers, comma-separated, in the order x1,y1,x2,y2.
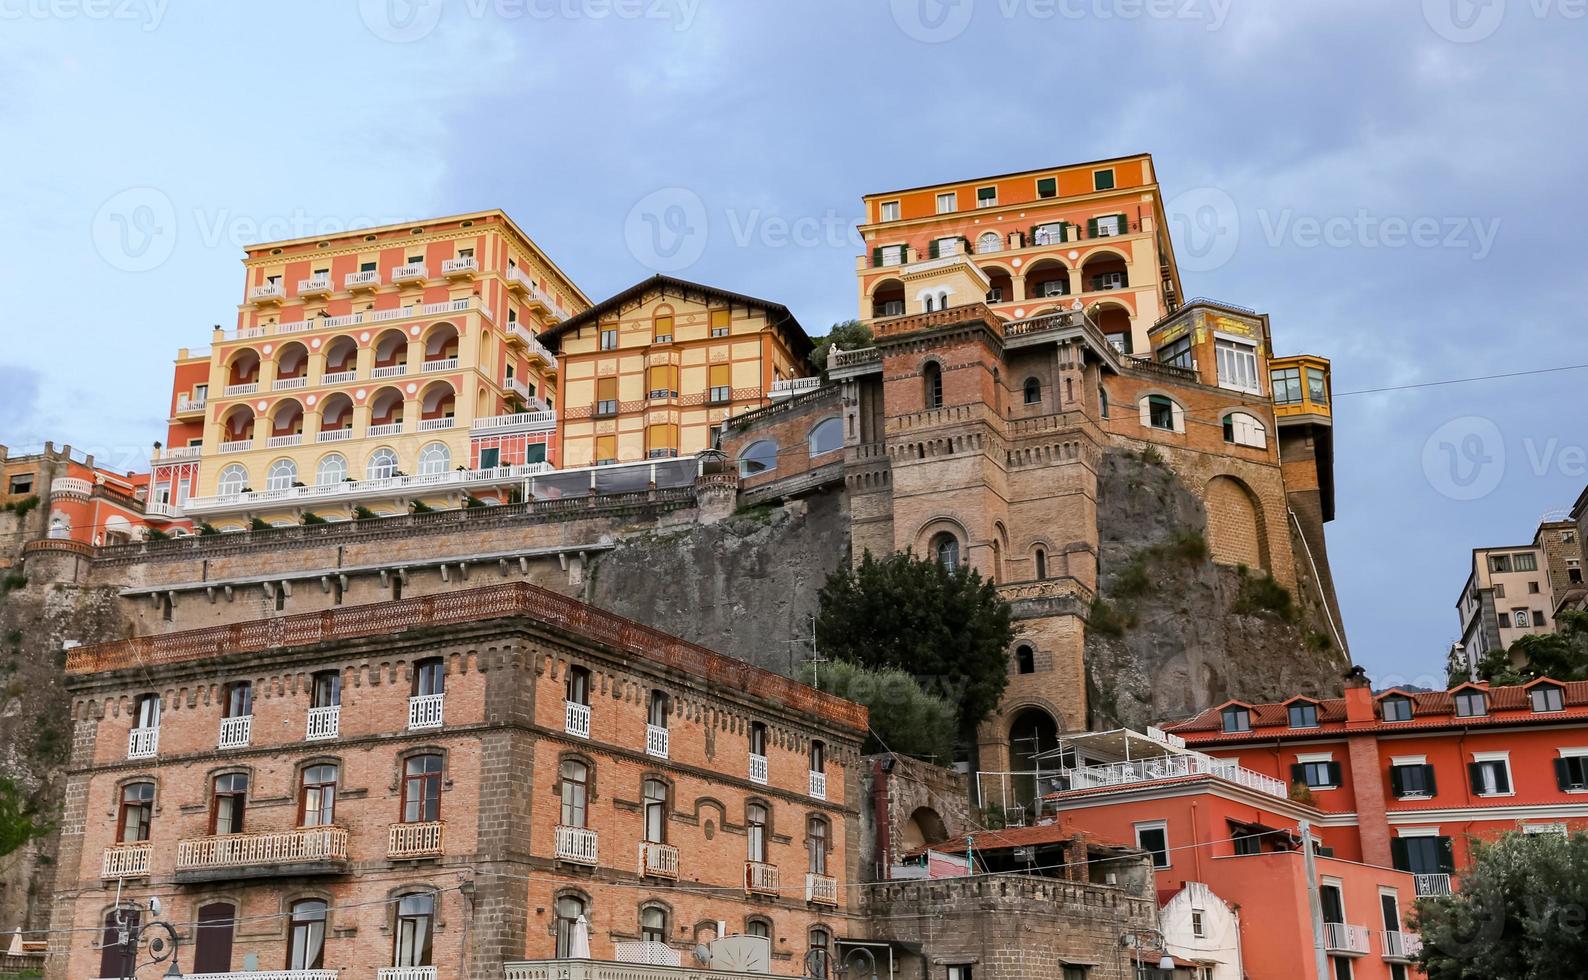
595,378,618,416
1037,177,1057,198
1092,214,1125,237
934,236,963,257
600,328,618,350
1533,686,1565,712
1498,612,1512,628
880,201,900,222
7,475,32,495
947,966,973,980
1390,764,1437,798
1216,338,1261,393
1295,761,1341,789
1135,822,1169,868
709,364,732,404
1288,703,1318,728
653,316,674,343
976,186,998,208
1529,581,1541,594
1148,396,1177,432
1271,367,1302,404
1191,910,1204,937
478,447,501,470
1306,367,1330,405
936,192,957,214
1394,835,1454,876
594,436,617,465
1489,554,1512,573
1159,335,1194,369
1454,692,1487,717
1469,758,1511,796
710,309,731,337
1514,552,1539,572
1033,222,1067,246
1556,755,1588,791
879,244,906,266
1093,169,1115,191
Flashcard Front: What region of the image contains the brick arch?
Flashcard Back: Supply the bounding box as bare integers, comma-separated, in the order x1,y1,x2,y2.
1204,474,1270,572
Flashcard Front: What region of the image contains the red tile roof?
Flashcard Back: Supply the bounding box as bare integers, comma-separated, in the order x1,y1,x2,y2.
914,821,1133,856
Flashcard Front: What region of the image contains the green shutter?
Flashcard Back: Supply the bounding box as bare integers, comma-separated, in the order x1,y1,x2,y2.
929,239,940,260
1389,766,1404,797
1087,217,1099,239
1389,838,1409,871
959,236,972,255
872,247,882,268
1060,222,1071,243
1117,213,1130,234
1290,764,1305,787
1424,765,1438,797
1029,225,1038,246
1468,762,1484,793
1327,762,1343,786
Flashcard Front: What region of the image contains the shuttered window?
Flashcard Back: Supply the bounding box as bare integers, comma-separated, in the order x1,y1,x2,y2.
596,378,618,416
710,309,731,337
708,364,732,403
595,435,617,464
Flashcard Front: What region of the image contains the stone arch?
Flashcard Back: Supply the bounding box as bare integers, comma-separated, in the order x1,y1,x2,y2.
1204,474,1270,572
898,806,949,852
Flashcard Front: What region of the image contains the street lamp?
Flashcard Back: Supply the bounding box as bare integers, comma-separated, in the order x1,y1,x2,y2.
1120,928,1175,977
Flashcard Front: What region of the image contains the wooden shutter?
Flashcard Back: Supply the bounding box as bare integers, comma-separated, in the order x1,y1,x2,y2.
1289,764,1305,787
653,315,673,340
872,247,882,267
595,435,616,461
193,903,235,973
929,239,940,259
1423,764,1438,797
1467,762,1484,793
710,309,731,331
1389,766,1404,797
1326,762,1343,786
100,909,139,979
709,364,730,388
1087,217,1099,239
1389,837,1409,871
596,378,617,402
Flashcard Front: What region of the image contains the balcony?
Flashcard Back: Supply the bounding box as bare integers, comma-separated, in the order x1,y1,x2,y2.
1322,922,1370,956
506,376,531,400
345,269,381,291
417,417,456,431
144,501,183,520
317,428,354,443
422,357,459,373
388,820,445,859
274,376,308,391
1382,930,1422,961
646,724,669,759
250,282,286,304
171,973,337,980
745,860,779,896
223,382,259,397
299,274,334,298
173,826,349,882
614,942,680,967
49,477,91,498
175,393,207,414
127,726,158,760
805,872,838,906
322,369,357,385
392,263,429,285
217,439,255,454
808,770,827,800
267,433,305,448
442,256,478,279
555,825,599,865
218,714,252,749
1270,354,1333,427
157,445,202,460
179,462,554,517
638,840,679,879
306,705,340,740
379,969,436,980
506,323,559,371
507,961,779,980
408,694,444,730
470,409,556,434
371,364,408,379
1415,873,1452,897
748,753,768,785
101,842,151,879
506,265,534,295
368,422,405,437
1060,753,1288,800
565,700,591,738
769,377,824,400
222,297,489,341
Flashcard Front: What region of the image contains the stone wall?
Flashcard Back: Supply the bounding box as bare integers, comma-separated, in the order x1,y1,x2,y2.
858,754,975,880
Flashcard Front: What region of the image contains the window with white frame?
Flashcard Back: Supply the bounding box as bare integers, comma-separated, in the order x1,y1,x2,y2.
936,192,957,214
266,458,298,491
1223,412,1267,449
880,201,900,222
217,464,248,495
935,236,963,257
1532,684,1565,712
1135,821,1169,868
1469,753,1512,796
417,442,451,476
1215,337,1261,393
880,244,906,266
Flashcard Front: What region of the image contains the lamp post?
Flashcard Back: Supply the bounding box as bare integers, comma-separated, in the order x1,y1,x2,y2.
805,944,877,980
1119,927,1175,979
112,900,182,979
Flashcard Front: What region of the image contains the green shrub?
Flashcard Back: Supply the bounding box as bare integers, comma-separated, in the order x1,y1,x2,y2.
410,500,434,514
197,523,219,536
2,495,40,518
353,505,378,521
800,659,955,764
144,528,169,541
248,517,270,531
1232,566,1295,620
1110,559,1151,600
301,512,329,525
1086,597,1134,636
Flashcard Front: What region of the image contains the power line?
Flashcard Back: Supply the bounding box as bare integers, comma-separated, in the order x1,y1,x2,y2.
1333,362,1588,397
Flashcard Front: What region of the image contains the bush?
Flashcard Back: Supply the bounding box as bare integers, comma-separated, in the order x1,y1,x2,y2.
1110,559,1151,600
144,528,169,541
197,523,219,536
1,495,40,518
353,505,378,521
1085,597,1134,636
410,500,434,514
248,517,271,531
301,512,329,525
801,659,955,764
1232,566,1295,620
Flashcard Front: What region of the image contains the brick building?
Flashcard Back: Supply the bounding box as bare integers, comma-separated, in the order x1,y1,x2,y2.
47,582,867,980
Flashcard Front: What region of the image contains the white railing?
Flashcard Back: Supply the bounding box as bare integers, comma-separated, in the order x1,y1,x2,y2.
371,364,408,379
565,700,591,738
393,263,429,283
185,972,338,980
250,283,286,302
273,376,308,391
180,462,554,516
646,724,669,759
277,320,311,334
506,962,785,980
267,433,304,448
417,417,455,431
470,410,556,433
176,393,207,412
217,440,255,454
50,477,92,497
144,501,183,519
442,256,478,276
809,770,827,800
223,296,485,340
378,968,436,980
223,382,258,396
506,376,530,399
158,445,202,460
101,842,151,879
1062,753,1288,799
745,860,779,896
367,422,405,437
408,693,445,730
127,726,158,760
345,270,381,289
530,285,569,321
1323,922,1371,955
555,825,599,865
237,324,267,339
1415,873,1452,897
299,274,333,294
805,872,838,906
306,705,340,741
218,715,253,749
638,841,679,879
322,370,357,385
317,428,353,443
614,942,681,967
422,357,459,373
388,820,444,858
1381,930,1422,960
175,826,348,872
769,377,824,398
748,753,768,785
506,265,535,292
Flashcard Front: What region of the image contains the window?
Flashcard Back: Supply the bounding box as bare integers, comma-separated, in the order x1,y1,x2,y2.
1034,548,1048,580
1215,338,1260,392
403,754,443,823
880,201,901,222
1390,763,1437,799
923,362,944,409
1016,645,1035,675
809,417,843,456
648,690,669,729
266,458,298,491
479,446,501,470
808,816,828,874
1061,969,1088,980
977,231,1001,254
1294,760,1341,789
193,902,235,974
1270,367,1302,405
709,363,732,403
217,463,248,495
1454,691,1487,717
286,900,327,970
648,364,679,398
933,533,961,572
555,896,586,958
932,236,963,257
1091,214,1125,237
600,327,618,350
316,453,347,486
223,681,253,719
417,442,450,476
1221,706,1251,733
1033,222,1067,246
1532,685,1566,712
936,192,956,214
1514,608,1532,628
1146,395,1178,431
1392,835,1454,876
750,721,767,757
1191,909,1205,937
1223,412,1267,449
1135,821,1169,868
134,693,161,729
1555,755,1588,791
1514,552,1539,572
653,314,674,343
560,759,589,828
1306,367,1330,405
747,803,768,862
595,377,618,416
976,186,998,208
948,966,973,980
1022,377,1041,405
7,474,33,495
643,778,667,844
1037,176,1057,198
413,658,444,698
311,670,341,709
710,309,731,337
747,919,771,939
641,906,667,944
1469,757,1511,796
878,244,906,267
367,447,399,480
211,772,248,835
1093,170,1115,191
739,440,778,477
594,435,617,466
1288,702,1319,728
1489,554,1512,573
1494,583,1507,598
300,764,337,827
1529,581,1541,594
118,782,154,842
1498,613,1512,629
393,893,435,968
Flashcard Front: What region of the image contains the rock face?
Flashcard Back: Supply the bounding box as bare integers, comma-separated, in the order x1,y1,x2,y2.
1083,448,1349,729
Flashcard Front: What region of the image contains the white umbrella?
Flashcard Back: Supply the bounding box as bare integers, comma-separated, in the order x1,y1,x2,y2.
571,914,592,959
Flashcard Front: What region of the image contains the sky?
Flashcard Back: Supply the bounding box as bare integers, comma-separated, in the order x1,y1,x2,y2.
1,0,1584,688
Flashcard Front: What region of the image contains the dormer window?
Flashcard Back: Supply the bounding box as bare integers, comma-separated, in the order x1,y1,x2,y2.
1287,702,1318,729
1531,684,1565,713
1454,690,1488,718
1221,706,1251,733
1381,695,1414,722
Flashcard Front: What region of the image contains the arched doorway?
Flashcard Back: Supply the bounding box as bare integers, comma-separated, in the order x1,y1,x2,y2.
1007,707,1060,813
898,806,949,853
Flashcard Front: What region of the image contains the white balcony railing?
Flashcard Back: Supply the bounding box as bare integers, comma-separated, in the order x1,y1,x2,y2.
555,825,599,865
183,972,338,980
222,382,258,397
417,417,455,431
306,705,340,741
180,462,554,517
1381,930,1422,960
277,320,312,334
267,433,304,448
321,370,357,385
299,274,334,295
317,428,353,443
745,861,779,896
176,393,207,412
273,375,308,391
50,477,92,498
565,701,591,738
805,872,838,906
769,376,824,399
371,364,408,379
639,840,679,879
442,256,478,276
221,297,487,341
506,265,535,292
217,440,255,454
367,422,405,437
250,282,286,302
392,263,429,283
646,724,669,759
614,942,681,967
506,376,530,400
408,694,444,730
748,753,768,785
1415,873,1452,897
345,270,381,289
507,962,789,980
378,968,436,980
157,445,203,460
422,357,459,373
217,715,252,749
175,826,348,872
388,820,445,859
470,410,556,434
127,726,159,760
1062,753,1288,800
101,842,151,879
808,770,827,800
1323,922,1371,956
144,501,183,519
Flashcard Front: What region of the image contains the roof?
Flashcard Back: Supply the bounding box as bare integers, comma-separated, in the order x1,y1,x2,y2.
912,822,1135,858
536,274,811,356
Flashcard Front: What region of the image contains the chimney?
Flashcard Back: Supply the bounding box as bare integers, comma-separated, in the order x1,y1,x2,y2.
1343,667,1375,724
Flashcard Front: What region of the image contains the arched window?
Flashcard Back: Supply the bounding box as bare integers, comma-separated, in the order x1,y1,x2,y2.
286,900,326,971
808,417,843,456
809,928,832,980
977,231,1001,254
100,908,141,979
1144,394,1181,432
923,362,943,409
1222,411,1268,449
807,815,829,874
747,918,771,939
739,440,778,477
1034,548,1047,580
746,802,768,862
417,441,451,476
924,295,935,313
393,892,435,969
367,447,399,480
315,453,348,486
641,905,667,944
643,778,668,844
300,764,338,827
403,754,443,823
217,464,248,495
555,895,586,958
210,772,248,835
1016,645,1035,675
1023,377,1041,405
932,532,960,572
118,782,154,842
266,458,298,491
560,759,589,828
193,902,235,973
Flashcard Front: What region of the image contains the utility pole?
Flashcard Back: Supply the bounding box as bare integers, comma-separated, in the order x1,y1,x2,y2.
796,614,827,690
1300,820,1329,980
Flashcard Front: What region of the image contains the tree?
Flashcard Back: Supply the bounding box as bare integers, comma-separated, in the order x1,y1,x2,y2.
807,320,873,378
815,549,1014,738
800,659,955,763
1415,832,1588,978
1452,609,1588,686
0,777,50,860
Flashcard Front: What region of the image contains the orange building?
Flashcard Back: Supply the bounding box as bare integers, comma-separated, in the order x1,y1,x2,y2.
1,442,169,548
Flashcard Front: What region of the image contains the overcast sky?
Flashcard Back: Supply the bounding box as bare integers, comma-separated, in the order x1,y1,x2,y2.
1,0,1583,687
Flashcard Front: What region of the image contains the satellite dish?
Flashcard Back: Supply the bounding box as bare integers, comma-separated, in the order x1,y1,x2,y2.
693,944,712,965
